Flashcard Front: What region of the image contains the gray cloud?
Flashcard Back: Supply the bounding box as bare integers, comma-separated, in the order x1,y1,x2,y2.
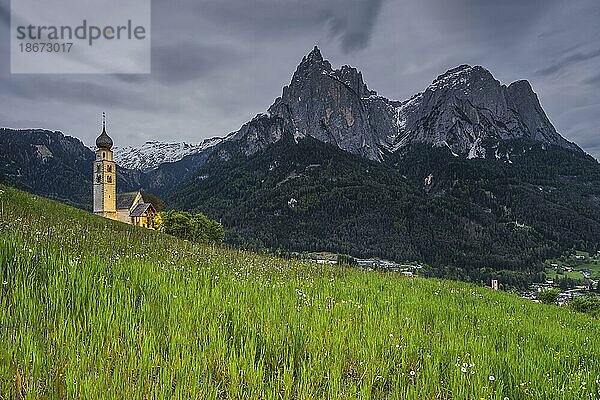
2,76,163,111
0,0,8,24
151,43,246,85
181,0,384,52
584,72,600,86
536,48,600,77
326,0,384,52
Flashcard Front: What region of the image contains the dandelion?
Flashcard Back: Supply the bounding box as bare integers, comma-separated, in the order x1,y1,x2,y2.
409,370,416,377
461,367,467,373
489,375,495,381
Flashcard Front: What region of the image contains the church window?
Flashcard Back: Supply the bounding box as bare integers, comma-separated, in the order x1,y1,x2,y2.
107,165,112,172
96,175,101,183
102,152,106,159
96,165,101,172
107,176,112,183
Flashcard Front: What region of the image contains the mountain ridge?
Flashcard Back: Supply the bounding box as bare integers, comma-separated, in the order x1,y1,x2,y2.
113,138,222,171
227,46,581,163
107,46,582,171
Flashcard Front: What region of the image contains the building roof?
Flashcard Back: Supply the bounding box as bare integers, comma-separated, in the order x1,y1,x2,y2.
96,113,113,149
116,191,141,210
130,202,155,217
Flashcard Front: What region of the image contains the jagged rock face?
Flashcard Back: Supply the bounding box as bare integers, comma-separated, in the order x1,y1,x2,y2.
265,46,382,160
505,80,574,148
229,48,580,161
398,65,579,157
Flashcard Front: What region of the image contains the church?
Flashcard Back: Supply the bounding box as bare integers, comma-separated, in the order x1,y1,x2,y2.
93,113,157,228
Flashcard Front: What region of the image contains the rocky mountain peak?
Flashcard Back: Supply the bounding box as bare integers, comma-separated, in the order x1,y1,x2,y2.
294,46,332,75
427,65,499,94
304,46,324,64
233,47,581,162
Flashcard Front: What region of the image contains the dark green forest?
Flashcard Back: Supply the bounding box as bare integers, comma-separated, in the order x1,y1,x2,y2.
170,135,600,288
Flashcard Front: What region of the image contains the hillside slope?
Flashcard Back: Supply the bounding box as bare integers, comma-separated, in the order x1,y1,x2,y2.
1,185,599,399
171,134,600,286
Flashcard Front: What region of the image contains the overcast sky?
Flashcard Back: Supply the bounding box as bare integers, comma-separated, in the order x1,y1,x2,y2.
1,0,599,157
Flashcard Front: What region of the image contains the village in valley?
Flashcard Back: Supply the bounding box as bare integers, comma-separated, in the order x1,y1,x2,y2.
307,250,600,305
524,251,600,304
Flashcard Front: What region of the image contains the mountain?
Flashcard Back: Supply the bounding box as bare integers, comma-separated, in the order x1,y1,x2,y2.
227,47,580,162
2,47,599,285
166,47,599,285
0,128,148,209
113,138,222,172
0,128,94,208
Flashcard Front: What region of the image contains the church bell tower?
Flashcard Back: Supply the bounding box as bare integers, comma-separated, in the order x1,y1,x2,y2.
93,112,117,219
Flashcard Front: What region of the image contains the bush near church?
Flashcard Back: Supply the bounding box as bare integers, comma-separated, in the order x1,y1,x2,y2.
154,210,225,244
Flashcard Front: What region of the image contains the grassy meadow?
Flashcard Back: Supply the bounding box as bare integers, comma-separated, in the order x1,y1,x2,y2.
1,185,599,399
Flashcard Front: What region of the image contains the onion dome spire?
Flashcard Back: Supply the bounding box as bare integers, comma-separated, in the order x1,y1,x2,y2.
95,112,113,149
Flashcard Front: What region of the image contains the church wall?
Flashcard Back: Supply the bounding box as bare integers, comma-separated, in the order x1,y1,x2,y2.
103,211,118,220
116,209,132,224
103,159,116,213
93,182,103,214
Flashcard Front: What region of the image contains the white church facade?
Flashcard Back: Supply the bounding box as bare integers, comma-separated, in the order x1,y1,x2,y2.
93,113,157,228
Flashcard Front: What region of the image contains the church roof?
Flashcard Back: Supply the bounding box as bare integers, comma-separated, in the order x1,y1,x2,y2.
96,112,113,149
116,191,141,210
130,202,155,217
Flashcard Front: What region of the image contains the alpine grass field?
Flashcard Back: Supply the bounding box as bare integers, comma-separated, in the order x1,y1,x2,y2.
1,185,599,399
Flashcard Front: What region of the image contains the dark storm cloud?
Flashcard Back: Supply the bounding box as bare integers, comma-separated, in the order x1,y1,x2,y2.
191,0,384,52
536,48,600,77
0,1,9,24
151,43,245,85
584,72,600,86
326,0,384,52
3,76,162,111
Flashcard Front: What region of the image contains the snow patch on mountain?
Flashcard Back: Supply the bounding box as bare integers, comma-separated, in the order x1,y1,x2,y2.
114,138,222,171
429,65,474,91
467,138,486,159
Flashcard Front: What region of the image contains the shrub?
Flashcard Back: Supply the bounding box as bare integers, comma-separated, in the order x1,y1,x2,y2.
154,210,224,244
539,288,560,305
570,294,600,317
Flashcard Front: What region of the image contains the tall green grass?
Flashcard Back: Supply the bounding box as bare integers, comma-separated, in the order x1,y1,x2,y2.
1,185,599,399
